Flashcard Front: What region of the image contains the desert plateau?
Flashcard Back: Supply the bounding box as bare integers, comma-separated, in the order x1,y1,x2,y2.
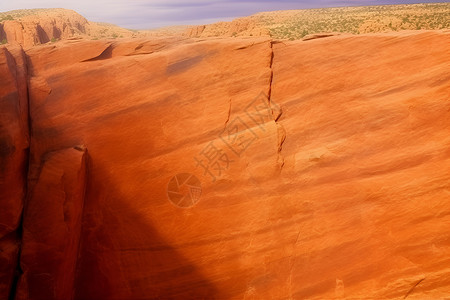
0,1,449,299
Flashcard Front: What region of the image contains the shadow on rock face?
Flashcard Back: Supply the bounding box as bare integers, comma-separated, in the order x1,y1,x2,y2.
36,25,49,44
74,157,218,300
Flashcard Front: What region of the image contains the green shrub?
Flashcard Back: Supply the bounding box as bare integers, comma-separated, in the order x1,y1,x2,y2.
257,3,450,40
0,15,14,22
0,39,7,45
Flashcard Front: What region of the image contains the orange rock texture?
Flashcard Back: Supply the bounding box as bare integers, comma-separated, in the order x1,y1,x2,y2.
0,30,449,299
16,147,87,300
0,45,28,299
0,9,91,48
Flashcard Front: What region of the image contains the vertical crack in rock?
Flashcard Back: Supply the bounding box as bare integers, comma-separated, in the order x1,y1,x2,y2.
24,52,32,158
7,214,23,300
17,147,88,300
10,49,32,300
268,41,286,171
72,146,89,300
0,46,30,300
223,98,232,130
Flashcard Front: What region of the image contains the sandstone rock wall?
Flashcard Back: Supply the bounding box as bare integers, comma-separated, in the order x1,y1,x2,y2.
16,147,87,300
0,45,29,300
0,30,449,299
0,10,89,48
0,9,140,48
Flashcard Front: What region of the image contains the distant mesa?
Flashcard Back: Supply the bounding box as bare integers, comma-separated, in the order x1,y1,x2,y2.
0,3,449,47
0,8,141,47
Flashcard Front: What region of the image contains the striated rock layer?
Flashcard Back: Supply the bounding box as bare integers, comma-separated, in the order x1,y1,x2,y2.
0,30,449,299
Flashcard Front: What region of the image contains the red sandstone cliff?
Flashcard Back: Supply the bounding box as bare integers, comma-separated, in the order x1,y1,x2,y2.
0,45,29,300
0,29,449,299
0,9,140,48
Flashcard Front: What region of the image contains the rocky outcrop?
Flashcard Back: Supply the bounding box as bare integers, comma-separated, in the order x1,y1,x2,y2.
0,45,29,300
184,18,270,38
16,147,87,300
0,9,89,48
23,36,274,299
184,25,206,38
0,29,449,299
0,9,140,48
302,32,341,41
269,30,450,299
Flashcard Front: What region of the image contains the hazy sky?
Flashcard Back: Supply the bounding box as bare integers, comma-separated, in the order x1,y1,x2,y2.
0,0,447,29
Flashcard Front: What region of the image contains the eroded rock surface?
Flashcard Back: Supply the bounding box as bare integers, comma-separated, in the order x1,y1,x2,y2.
0,30,449,299
0,9,141,48
0,45,29,300
16,147,87,300
184,19,270,38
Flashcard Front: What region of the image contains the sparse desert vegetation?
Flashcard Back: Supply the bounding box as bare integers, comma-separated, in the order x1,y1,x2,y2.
185,3,450,39
0,14,14,22
255,3,450,39
0,8,46,19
